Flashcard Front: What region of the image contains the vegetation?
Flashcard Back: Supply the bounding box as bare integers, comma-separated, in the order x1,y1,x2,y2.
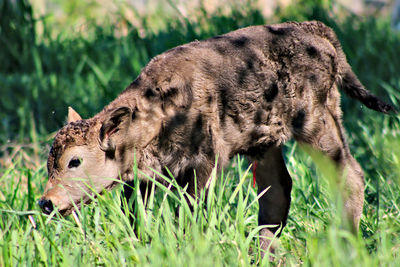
1,0,399,265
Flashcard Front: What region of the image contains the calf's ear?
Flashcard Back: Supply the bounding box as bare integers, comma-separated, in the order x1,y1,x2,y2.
98,107,132,153
68,107,82,123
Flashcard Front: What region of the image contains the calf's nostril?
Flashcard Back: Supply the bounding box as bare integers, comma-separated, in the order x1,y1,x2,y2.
38,198,54,214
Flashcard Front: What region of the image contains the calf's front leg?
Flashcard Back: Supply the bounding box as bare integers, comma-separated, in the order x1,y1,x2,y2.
254,146,292,257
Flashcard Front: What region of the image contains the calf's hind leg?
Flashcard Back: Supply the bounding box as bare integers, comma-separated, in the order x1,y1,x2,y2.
254,146,293,255
295,108,364,231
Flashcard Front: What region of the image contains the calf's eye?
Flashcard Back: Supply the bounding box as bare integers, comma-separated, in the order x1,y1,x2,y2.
68,157,82,168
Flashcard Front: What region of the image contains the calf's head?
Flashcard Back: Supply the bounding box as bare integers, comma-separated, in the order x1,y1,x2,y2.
39,106,145,215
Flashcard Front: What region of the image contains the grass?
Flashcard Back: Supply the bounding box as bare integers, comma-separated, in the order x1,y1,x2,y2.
1,140,400,266
1,0,400,265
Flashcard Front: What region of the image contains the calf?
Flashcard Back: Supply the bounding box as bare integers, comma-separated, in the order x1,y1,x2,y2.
39,21,395,255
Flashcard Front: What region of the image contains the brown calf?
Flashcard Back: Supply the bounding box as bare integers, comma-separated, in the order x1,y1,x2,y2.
39,21,395,256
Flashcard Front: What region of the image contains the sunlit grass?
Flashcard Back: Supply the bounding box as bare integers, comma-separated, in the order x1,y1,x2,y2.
1,138,400,266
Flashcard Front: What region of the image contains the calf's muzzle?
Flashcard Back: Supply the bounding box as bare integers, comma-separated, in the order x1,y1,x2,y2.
38,198,54,215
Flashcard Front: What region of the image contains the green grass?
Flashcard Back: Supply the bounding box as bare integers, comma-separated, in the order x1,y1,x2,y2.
1,141,400,266
1,0,400,265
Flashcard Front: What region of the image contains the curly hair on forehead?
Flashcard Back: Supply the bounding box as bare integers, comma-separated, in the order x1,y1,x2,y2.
47,119,97,172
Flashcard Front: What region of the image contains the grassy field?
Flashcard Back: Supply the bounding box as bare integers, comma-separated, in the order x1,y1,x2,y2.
1,0,400,265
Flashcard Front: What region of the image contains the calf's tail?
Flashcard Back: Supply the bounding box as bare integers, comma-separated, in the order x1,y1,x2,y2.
337,68,396,114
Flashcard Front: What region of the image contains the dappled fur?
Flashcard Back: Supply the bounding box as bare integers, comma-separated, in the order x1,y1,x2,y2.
40,21,395,257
